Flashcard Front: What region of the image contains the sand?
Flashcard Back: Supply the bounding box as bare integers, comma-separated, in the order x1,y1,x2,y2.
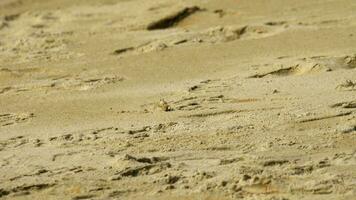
0,0,356,199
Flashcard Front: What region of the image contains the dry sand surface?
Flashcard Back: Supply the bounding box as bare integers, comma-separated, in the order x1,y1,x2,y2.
1,0,356,199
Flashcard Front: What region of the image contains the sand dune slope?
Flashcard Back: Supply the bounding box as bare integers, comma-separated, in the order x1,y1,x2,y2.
0,0,356,199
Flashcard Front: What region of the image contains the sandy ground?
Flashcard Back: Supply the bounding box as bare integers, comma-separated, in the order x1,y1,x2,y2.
0,0,356,199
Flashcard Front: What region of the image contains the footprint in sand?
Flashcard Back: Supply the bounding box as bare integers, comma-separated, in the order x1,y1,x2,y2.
0,113,34,127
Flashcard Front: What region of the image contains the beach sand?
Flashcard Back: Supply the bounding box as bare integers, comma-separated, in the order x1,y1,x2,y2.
0,0,356,199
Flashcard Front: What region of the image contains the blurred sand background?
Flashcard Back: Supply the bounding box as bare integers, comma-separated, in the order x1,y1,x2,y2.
0,0,356,199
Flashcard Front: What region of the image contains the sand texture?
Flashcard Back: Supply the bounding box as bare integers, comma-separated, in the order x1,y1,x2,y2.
1,0,356,199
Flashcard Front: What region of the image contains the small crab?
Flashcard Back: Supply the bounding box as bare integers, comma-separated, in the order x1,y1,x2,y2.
157,99,173,112
336,80,356,90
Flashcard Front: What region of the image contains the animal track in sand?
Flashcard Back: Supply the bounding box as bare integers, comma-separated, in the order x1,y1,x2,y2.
0,136,29,151
297,111,353,124
114,161,172,178
0,136,46,152
161,79,235,112
212,157,350,197
125,122,179,136
0,113,34,127
0,183,56,198
46,123,178,148
330,100,356,109
335,80,356,90
331,152,356,166
48,127,119,147
182,109,241,118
